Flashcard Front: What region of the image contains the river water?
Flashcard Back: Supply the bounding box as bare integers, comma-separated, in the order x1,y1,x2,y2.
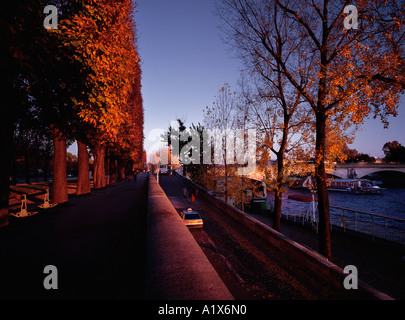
328,188,405,218
280,187,405,231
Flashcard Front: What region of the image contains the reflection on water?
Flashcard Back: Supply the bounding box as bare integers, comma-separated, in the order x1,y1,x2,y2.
328,188,405,218
283,188,405,219
281,188,405,231
279,188,405,243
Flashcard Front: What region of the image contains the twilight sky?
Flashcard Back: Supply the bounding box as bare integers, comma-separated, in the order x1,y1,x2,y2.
132,0,405,159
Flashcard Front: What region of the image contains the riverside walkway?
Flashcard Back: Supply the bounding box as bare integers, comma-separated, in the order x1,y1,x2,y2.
0,174,149,299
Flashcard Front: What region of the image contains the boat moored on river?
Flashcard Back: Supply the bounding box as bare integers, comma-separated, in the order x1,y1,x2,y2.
290,176,383,194
328,178,382,194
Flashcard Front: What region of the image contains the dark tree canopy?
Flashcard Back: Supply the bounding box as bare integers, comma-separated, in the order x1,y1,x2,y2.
383,140,405,163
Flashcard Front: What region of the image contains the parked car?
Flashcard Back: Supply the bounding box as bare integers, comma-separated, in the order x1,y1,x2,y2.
180,208,203,228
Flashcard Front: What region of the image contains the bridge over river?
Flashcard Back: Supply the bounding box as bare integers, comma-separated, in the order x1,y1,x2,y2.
244,162,405,185
328,163,405,180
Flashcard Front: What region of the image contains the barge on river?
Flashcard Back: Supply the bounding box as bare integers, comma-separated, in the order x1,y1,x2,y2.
328,178,382,194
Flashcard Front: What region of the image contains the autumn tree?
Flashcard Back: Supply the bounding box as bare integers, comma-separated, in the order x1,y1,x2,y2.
163,118,189,176
0,0,77,223
199,84,256,208
0,0,142,226
218,0,405,260
183,123,207,187
60,0,142,190
25,1,92,204
12,105,41,184
340,144,375,163
27,0,114,204
76,138,91,195
204,84,239,202
106,84,144,182
238,69,313,231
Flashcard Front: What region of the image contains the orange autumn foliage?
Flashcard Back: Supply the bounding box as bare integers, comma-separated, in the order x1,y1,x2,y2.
59,0,143,155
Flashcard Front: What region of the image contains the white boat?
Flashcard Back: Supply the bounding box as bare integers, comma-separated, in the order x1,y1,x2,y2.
328,178,382,194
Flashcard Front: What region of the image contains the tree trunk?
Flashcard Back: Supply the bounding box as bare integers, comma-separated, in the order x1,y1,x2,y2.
24,147,31,184
272,192,282,231
273,120,288,232
273,152,285,232
0,114,14,227
11,152,17,186
44,140,52,182
105,157,110,185
273,155,285,232
93,143,106,189
224,160,228,202
315,112,332,260
109,158,118,183
51,125,68,204
104,153,110,186
76,141,91,196
118,160,126,180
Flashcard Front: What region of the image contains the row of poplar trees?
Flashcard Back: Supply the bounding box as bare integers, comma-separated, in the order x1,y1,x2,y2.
0,0,144,227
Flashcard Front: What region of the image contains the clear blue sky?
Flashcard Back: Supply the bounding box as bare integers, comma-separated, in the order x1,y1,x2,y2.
135,0,404,159
70,0,405,159
136,0,241,159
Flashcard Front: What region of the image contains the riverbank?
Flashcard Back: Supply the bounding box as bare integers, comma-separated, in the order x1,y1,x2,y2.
247,209,405,299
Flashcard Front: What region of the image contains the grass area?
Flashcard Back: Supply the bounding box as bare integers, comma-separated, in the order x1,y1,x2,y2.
9,180,94,207
10,185,48,194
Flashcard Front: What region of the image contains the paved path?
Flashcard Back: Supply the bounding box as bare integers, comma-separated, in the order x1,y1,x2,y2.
0,173,148,299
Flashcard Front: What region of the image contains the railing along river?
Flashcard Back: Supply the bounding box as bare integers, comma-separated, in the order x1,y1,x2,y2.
281,202,405,245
